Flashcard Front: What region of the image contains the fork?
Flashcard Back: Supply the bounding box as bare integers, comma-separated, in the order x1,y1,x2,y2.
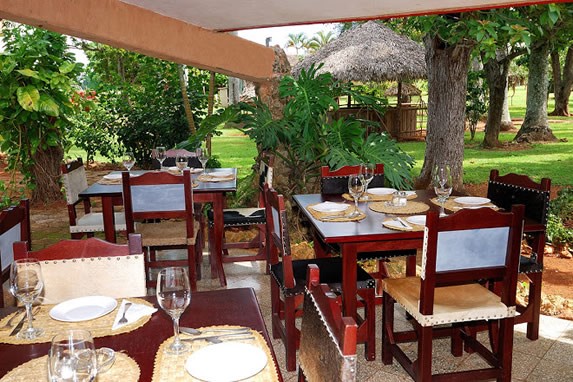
118,302,132,325
0,309,25,330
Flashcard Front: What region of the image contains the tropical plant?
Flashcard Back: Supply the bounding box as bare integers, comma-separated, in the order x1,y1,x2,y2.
307,30,336,52
285,33,308,55
546,187,573,247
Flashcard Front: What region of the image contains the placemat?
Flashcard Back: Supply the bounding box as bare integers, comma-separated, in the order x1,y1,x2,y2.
0,298,154,345
430,197,499,212
197,174,235,183
0,352,139,382
382,218,425,232
306,204,366,222
342,191,417,202
98,177,122,185
369,201,430,215
167,168,203,176
151,325,279,382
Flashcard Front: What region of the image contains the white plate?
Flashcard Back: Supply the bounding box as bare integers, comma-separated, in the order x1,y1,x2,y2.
185,342,268,382
403,191,417,197
454,197,491,206
210,171,234,178
310,202,349,213
103,173,121,180
406,215,426,226
368,187,397,195
49,296,118,322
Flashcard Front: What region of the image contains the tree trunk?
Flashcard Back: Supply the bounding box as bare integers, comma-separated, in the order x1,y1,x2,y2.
178,64,196,134
31,144,64,203
415,34,473,191
500,81,514,131
483,56,511,148
515,42,558,143
550,46,573,116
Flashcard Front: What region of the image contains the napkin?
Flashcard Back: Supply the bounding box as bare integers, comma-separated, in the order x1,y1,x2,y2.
112,299,157,330
383,219,413,231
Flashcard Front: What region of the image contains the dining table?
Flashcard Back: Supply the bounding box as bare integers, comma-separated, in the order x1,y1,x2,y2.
0,287,283,382
79,168,237,286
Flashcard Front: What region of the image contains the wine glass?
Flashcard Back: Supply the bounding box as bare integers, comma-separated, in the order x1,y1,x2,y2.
48,329,97,382
122,151,135,172
156,267,191,354
9,258,44,340
156,146,166,170
175,154,188,172
360,163,375,199
432,164,453,216
347,174,365,217
196,148,209,173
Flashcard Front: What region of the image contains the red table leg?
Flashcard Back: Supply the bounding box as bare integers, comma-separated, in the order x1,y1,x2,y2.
102,196,116,243
210,193,227,286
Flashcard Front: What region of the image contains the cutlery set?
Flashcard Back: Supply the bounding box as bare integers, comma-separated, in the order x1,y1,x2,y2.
180,327,254,344
2,307,40,337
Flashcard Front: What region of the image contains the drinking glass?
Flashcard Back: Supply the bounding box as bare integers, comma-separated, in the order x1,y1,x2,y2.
156,146,166,170
122,151,135,172
9,258,44,340
196,148,209,172
360,163,375,199
347,174,365,217
432,164,452,216
48,330,97,382
175,154,188,172
156,267,191,354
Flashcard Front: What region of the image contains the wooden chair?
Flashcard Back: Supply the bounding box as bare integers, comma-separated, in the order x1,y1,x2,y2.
0,200,31,308
298,264,357,382
487,169,550,340
207,153,274,272
266,186,375,371
319,164,417,297
382,205,525,381
13,234,145,305
122,169,201,290
61,158,126,239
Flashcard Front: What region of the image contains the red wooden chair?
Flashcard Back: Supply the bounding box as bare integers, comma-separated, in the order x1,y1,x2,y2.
13,234,145,305
487,169,551,340
266,186,375,371
298,264,357,382
0,200,31,308
382,205,524,381
61,158,126,239
122,169,201,290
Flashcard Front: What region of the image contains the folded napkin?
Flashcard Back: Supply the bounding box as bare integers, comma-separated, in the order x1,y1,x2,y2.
112,299,157,330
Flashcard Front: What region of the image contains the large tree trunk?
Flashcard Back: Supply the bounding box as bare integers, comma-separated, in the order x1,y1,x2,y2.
515,42,558,143
416,34,473,191
550,46,573,116
31,145,64,203
500,81,514,131
483,55,511,148
178,64,196,134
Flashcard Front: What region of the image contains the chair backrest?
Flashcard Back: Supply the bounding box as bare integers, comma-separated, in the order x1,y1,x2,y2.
13,234,146,304
264,185,295,288
487,169,551,226
298,264,357,382
0,199,31,279
61,158,88,205
320,164,384,194
122,170,195,236
419,205,525,316
257,152,275,207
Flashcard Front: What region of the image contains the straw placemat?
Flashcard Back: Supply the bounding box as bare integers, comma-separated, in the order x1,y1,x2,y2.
98,177,122,185
0,298,154,345
197,174,235,183
0,352,139,382
151,325,279,382
342,191,417,202
430,197,499,212
167,168,203,176
369,201,430,215
306,204,366,222
382,218,425,232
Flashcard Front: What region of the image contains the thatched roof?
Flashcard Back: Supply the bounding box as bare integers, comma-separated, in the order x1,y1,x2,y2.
292,21,426,82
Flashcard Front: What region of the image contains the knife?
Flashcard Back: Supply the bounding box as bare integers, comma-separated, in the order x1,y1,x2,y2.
395,217,412,229
180,327,250,335
9,314,27,337
180,332,253,342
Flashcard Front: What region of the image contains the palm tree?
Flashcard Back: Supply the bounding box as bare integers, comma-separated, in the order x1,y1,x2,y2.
307,30,336,52
285,33,307,55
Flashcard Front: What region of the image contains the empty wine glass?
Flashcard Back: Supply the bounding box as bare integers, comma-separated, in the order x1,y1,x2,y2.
156,146,166,170
360,163,375,199
347,174,365,217
10,258,44,340
175,154,188,172
122,151,135,172
48,329,97,382
156,267,191,354
432,164,453,216
196,148,209,173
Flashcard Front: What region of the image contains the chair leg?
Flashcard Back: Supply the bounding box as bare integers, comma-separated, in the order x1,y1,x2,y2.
497,317,515,381
270,280,281,340
417,325,433,381
186,245,197,292
285,296,298,372
382,291,394,365
525,272,542,340
297,368,306,382
358,288,376,361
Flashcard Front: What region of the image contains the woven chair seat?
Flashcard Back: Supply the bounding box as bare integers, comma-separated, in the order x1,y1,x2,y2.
207,208,266,227
70,212,126,233
270,257,375,297
136,220,200,247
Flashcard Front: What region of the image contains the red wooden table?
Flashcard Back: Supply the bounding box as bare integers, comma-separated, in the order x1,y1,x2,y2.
0,288,283,382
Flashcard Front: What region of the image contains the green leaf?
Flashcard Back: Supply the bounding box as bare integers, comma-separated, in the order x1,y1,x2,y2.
16,86,40,111
38,94,60,117
59,62,76,74
16,69,41,79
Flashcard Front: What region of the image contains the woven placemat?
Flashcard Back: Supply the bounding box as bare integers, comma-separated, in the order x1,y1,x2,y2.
306,204,366,222
152,325,279,382
430,197,499,212
197,174,235,183
167,168,203,176
382,218,425,232
0,351,139,382
98,177,122,185
0,298,154,345
342,191,417,202
369,201,430,215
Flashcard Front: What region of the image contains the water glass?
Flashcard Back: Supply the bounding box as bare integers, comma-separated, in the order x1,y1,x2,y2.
157,267,191,354
432,164,452,215
9,258,44,340
360,163,375,196
347,174,365,217
48,330,97,382
122,151,135,172
175,154,188,172
156,146,166,170
196,148,209,172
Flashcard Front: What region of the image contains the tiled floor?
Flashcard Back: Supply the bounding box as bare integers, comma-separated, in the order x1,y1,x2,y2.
194,254,573,382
